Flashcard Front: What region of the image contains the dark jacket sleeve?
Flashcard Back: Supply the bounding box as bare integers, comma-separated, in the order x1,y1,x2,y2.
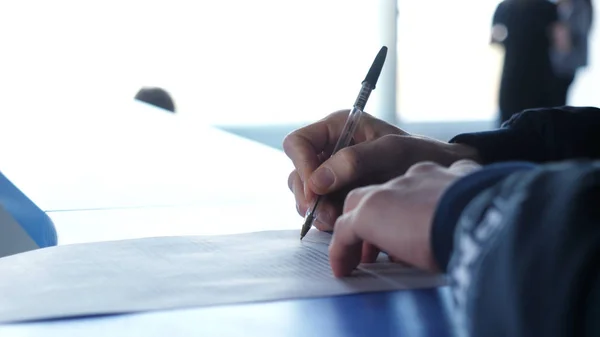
450,106,600,164
444,161,600,337
430,162,536,271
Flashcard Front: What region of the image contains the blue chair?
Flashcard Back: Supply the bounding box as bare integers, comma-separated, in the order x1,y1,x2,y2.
0,171,57,249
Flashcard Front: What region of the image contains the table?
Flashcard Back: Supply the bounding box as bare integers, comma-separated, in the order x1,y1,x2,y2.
0,289,453,337
1,98,300,243
0,100,454,336
1,98,300,245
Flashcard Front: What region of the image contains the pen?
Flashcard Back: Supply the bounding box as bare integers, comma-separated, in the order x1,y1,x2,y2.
300,46,388,240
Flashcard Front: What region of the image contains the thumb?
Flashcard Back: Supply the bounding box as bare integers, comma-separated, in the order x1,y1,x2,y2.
307,135,398,195
449,159,482,176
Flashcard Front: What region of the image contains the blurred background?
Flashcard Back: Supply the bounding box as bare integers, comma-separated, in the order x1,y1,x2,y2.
0,0,598,148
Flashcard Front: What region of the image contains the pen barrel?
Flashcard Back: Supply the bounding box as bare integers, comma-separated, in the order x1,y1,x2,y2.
353,84,373,111
304,106,364,222
331,106,364,156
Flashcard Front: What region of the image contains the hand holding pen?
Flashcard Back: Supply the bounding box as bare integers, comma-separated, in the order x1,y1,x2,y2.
282,47,388,239
299,47,388,239
284,46,479,238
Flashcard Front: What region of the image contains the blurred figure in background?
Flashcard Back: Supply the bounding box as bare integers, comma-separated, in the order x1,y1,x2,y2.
491,0,560,125
134,87,176,113
550,0,594,105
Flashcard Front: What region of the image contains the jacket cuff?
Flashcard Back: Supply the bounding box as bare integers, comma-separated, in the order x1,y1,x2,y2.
450,128,545,164
431,162,536,272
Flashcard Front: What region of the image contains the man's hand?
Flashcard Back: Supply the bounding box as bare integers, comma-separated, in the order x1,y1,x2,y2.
328,160,482,277
283,110,480,231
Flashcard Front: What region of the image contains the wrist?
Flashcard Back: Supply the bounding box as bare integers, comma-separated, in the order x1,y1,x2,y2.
449,143,482,164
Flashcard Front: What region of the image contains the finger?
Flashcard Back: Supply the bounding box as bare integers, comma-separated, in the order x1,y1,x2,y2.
329,213,363,277
317,151,330,163
287,170,297,192
291,172,308,217
336,189,408,269
282,110,352,183
309,135,402,195
449,159,481,175
313,219,333,232
304,180,316,206
404,161,442,177
312,200,338,231
361,242,380,263
306,152,332,202
343,185,378,214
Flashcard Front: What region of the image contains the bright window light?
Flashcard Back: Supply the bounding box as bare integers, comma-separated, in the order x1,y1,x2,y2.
0,1,384,126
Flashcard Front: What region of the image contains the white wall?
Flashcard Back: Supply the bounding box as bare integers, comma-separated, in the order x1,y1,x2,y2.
570,3,600,107
0,1,594,128
396,0,599,123
396,0,503,123
0,1,386,126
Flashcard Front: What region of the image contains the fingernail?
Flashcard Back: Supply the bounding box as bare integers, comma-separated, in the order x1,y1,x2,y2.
311,167,335,190
304,183,312,203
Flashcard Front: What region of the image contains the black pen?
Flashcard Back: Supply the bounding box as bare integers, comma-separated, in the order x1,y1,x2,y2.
300,46,388,240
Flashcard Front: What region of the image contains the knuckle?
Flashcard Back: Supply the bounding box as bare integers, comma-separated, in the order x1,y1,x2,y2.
364,189,395,207
344,188,363,208
406,161,440,175
375,134,407,158
346,188,364,203
332,109,351,119
336,147,361,175
378,133,401,145
343,186,371,213
388,176,417,191
451,159,478,167
386,174,408,186
282,132,297,157
376,134,399,150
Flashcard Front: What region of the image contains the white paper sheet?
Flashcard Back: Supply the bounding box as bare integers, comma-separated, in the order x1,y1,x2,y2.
0,230,446,323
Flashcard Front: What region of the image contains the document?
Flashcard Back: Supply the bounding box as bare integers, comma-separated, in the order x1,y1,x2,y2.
0,230,446,323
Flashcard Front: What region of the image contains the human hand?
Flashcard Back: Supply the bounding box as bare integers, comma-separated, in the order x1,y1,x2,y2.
283,110,480,231
328,160,482,277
